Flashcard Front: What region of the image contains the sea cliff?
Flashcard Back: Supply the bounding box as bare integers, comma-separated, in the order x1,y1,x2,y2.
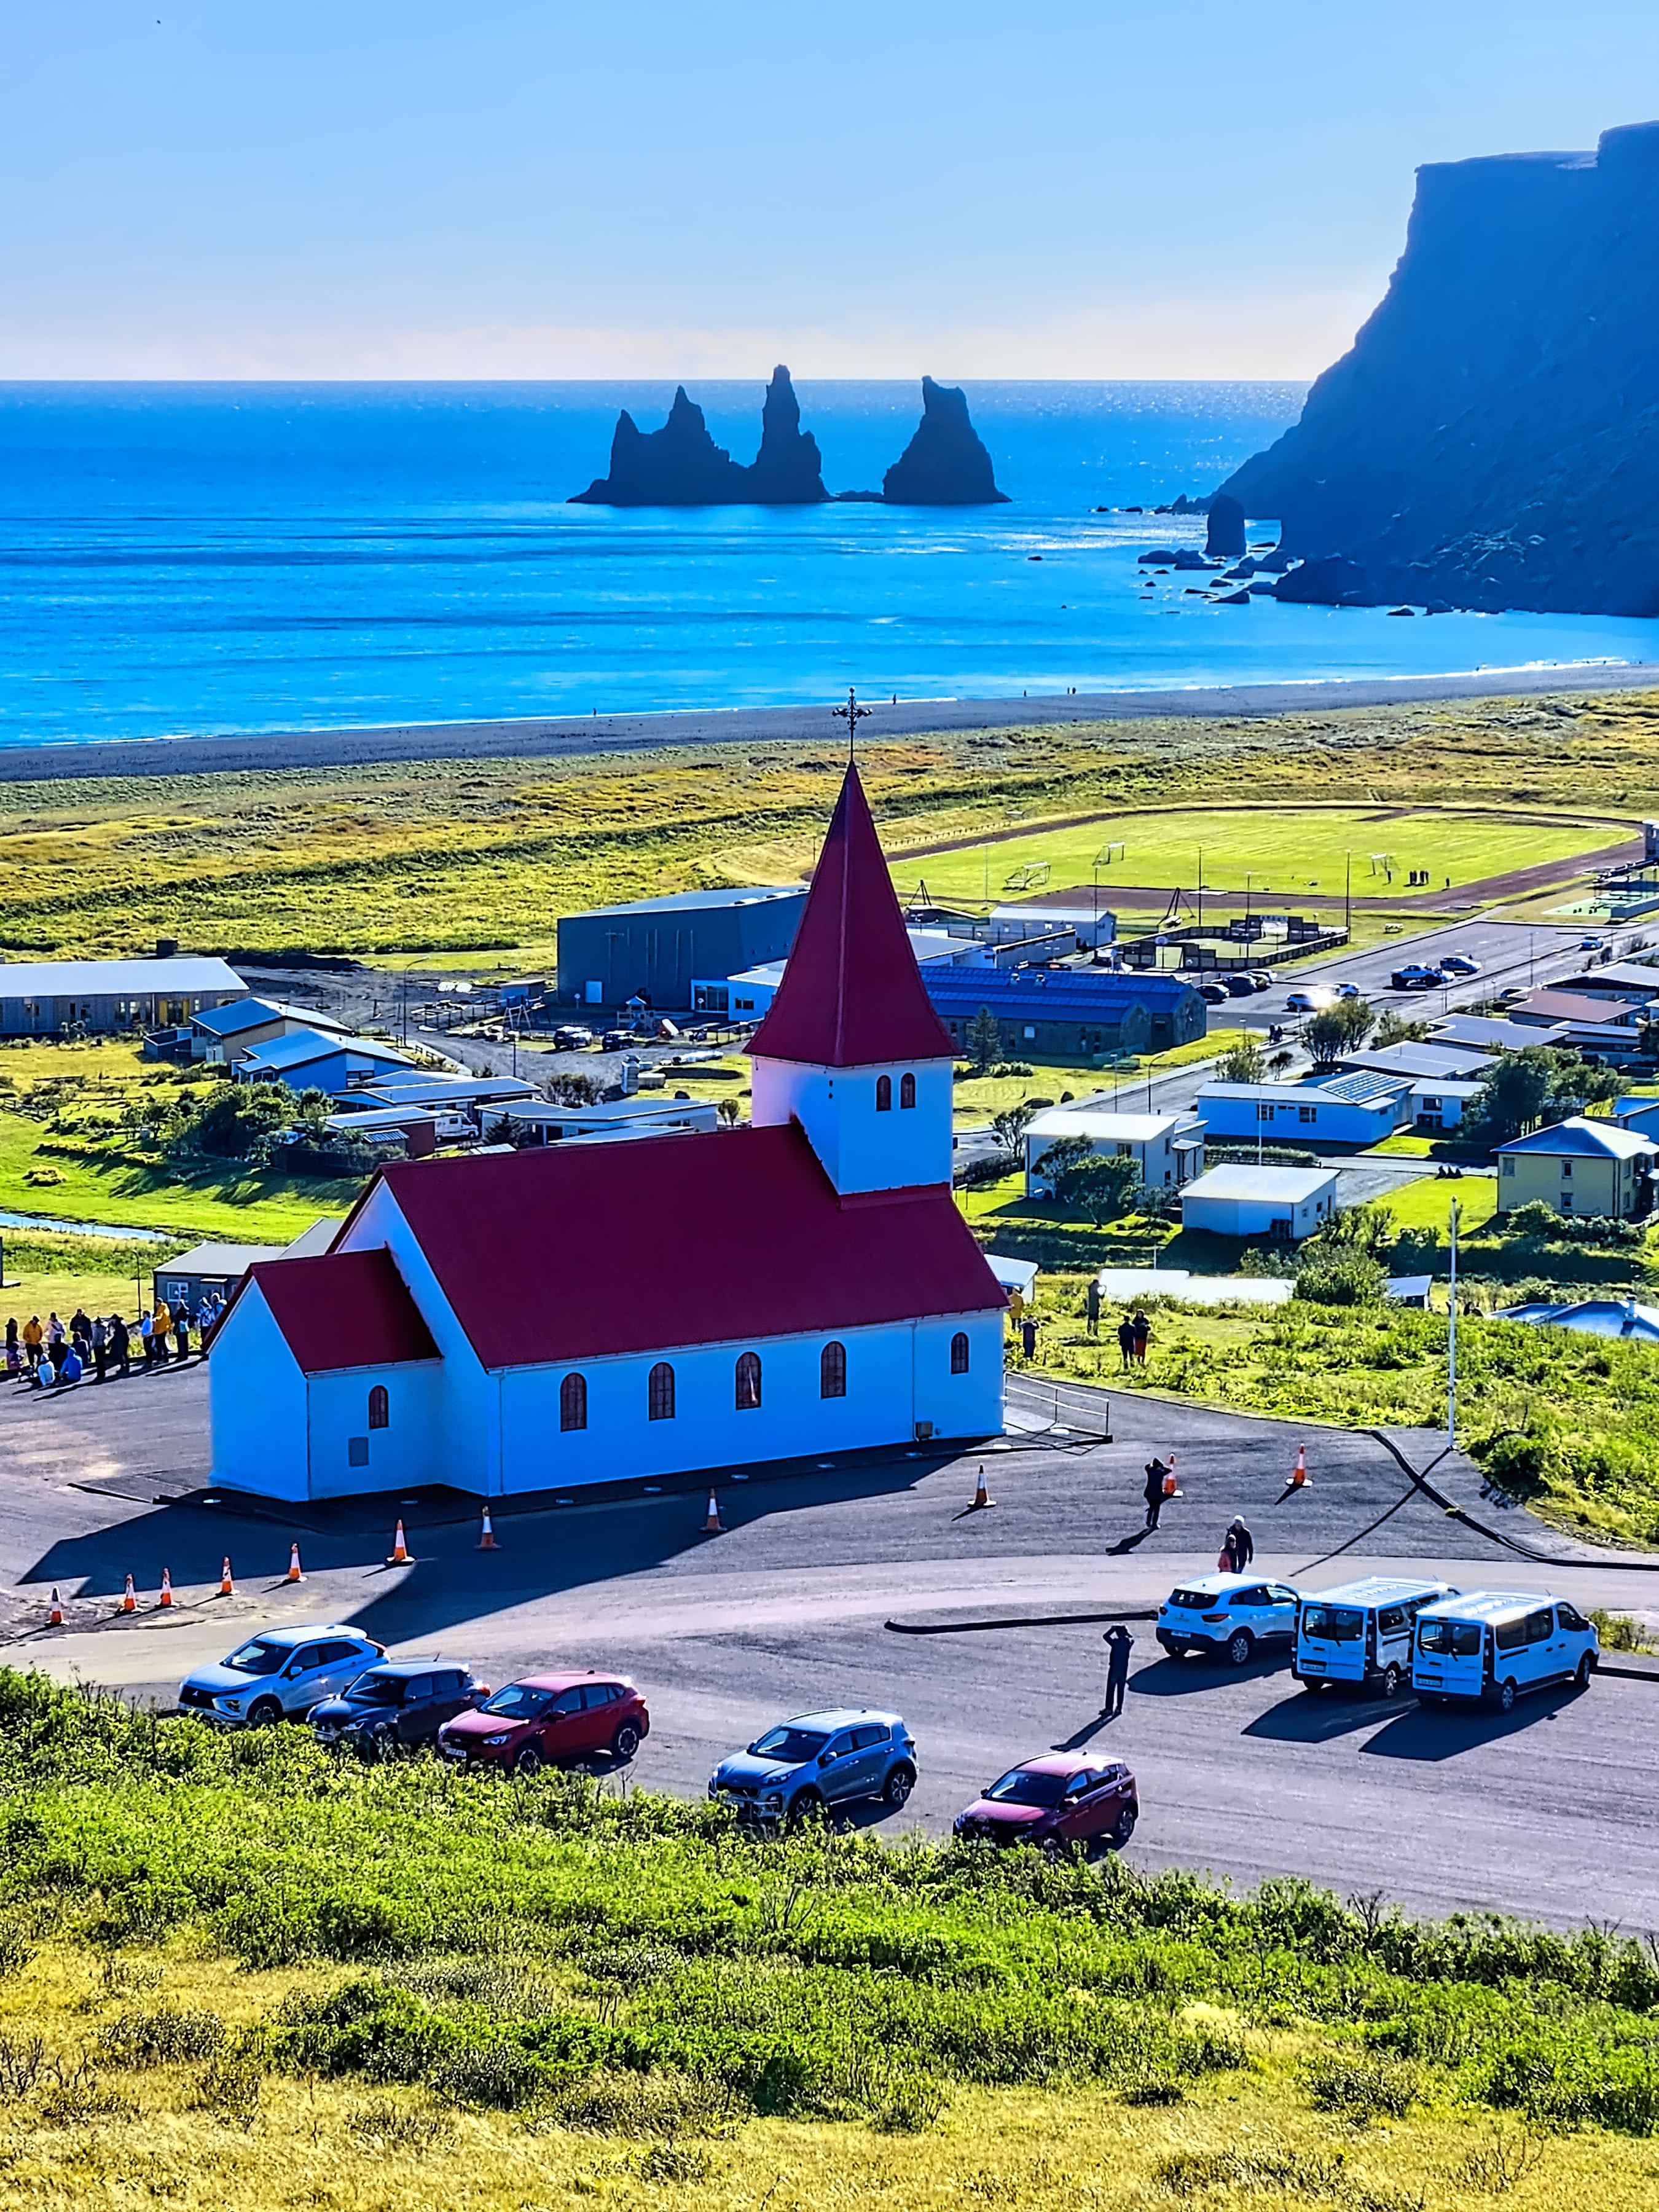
1222,120,1659,614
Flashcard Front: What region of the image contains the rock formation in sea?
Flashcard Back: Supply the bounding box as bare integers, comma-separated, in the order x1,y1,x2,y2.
1204,493,1245,559
570,367,827,506
1219,120,1659,614
879,377,1009,504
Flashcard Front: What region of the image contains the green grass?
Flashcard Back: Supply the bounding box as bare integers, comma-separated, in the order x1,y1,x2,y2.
890,803,1626,911
2,1673,1659,2212
1378,1175,1500,1236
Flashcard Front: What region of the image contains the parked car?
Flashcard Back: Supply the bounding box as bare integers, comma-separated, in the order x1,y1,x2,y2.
1285,987,1336,1013
1439,952,1481,976
1197,981,1231,1005
178,1625,384,1727
1155,1574,1301,1665
436,1670,648,1775
1247,970,1275,990
708,1708,917,1826
954,1755,1137,1854
1390,965,1445,992
1333,981,1362,1000
309,1660,490,1759
1222,973,1257,998
1413,1591,1599,1711
552,1024,595,1049
601,1029,634,1049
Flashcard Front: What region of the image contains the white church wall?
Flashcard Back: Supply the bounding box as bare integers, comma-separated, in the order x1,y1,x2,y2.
337,1180,501,1492
307,1363,447,1499
497,1314,994,1493
912,1311,1005,1441
207,1286,312,1502
750,1057,954,1193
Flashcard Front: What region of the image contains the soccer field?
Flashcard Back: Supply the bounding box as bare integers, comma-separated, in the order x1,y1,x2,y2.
890,804,1629,908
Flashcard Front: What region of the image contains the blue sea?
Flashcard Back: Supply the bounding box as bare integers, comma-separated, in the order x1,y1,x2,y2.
0,380,1653,748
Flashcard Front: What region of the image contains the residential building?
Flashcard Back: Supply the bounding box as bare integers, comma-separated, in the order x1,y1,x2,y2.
1495,1116,1655,1217
154,1241,286,1311
240,1029,419,1097
1429,1013,1569,1052
1614,1095,1659,1142
1411,1079,1483,1131
924,967,1206,1059
1022,1105,1205,1196
1551,963,1659,1002
986,904,1116,950
1179,1164,1339,1241
556,885,807,1010
1495,1293,1659,1341
503,1097,720,1146
1332,1041,1489,1083
190,997,350,1067
0,955,243,1038
1193,1070,1412,1147
205,762,1006,1502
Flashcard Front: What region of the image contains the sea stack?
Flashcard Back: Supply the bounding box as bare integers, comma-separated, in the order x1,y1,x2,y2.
1219,119,1659,614
1204,493,1246,559
570,369,828,505
881,377,1008,504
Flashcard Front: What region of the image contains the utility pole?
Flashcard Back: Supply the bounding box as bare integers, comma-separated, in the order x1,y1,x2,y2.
1446,1196,1461,1448
1344,850,1352,937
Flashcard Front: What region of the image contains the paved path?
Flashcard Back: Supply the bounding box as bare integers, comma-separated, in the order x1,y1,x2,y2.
4,1366,1658,1929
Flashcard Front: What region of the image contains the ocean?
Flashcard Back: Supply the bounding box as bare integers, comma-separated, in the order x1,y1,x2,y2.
0,380,1653,750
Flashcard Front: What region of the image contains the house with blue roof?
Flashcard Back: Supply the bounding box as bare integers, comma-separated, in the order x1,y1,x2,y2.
1194,1069,1413,1147
190,996,351,1067
922,965,1206,1058
240,1026,418,1098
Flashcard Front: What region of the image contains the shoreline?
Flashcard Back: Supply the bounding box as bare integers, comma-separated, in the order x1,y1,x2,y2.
2,661,1655,783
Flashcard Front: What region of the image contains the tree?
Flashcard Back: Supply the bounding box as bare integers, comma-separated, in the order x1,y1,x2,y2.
1373,1008,1431,1047
1293,1248,1386,1306
991,1099,1041,1169
1306,1199,1395,1261
1033,1135,1097,1204
1302,997,1377,1065
1217,1036,1266,1083
168,1081,292,1163
1459,1046,1616,1148
293,1086,333,1143
1068,1153,1147,1226
966,1006,1002,1073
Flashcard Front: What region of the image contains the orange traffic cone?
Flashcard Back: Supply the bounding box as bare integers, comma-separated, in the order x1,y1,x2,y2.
218,1556,235,1597
386,1520,410,1566
158,1567,173,1609
477,1508,498,1551
701,1490,723,1534
1290,1444,1309,1489
120,1574,136,1614
970,1465,995,1510
48,1587,63,1627
284,1543,304,1583
1162,1451,1181,1499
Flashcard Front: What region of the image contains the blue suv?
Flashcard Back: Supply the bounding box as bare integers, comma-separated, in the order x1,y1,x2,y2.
708,1708,917,1826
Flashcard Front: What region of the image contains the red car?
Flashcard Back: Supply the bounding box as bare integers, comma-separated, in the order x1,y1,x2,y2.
953,1754,1138,1854
436,1670,649,1776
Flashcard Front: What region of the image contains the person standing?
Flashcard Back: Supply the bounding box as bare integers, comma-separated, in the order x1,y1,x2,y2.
173,1305,190,1362
92,1315,109,1384
47,1314,65,1359
111,1314,131,1379
1131,1311,1151,1365
69,1306,92,1346
22,1316,43,1371
1020,1316,1038,1363
139,1309,154,1369
1143,1456,1171,1531
4,1319,18,1378
1085,1280,1101,1338
1116,1316,1135,1372
1102,1625,1134,1716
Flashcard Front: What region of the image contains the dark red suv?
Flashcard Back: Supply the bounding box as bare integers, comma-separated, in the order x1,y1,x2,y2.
953,1754,1138,1854
436,1670,648,1776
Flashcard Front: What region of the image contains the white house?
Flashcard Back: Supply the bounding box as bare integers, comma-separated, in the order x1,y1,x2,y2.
206,763,1007,1502
1194,1070,1412,1147
1180,1164,1339,1241
1023,1105,1205,1196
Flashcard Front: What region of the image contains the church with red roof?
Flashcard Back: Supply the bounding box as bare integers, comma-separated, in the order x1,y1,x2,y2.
206,762,1006,1502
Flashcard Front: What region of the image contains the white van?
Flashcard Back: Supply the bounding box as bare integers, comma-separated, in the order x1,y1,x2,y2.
1293,1576,1459,1698
1413,1591,1599,1712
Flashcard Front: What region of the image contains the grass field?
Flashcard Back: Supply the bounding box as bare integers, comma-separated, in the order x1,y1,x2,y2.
2,689,1658,962
3,1673,1658,2211
888,803,1628,912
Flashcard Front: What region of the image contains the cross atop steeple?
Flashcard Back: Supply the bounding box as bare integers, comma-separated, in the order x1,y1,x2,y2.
833,685,873,761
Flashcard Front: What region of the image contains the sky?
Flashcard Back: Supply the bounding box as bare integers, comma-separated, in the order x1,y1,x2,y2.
4,1,1659,382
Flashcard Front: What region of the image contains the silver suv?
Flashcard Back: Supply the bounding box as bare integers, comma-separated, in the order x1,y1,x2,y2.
178,1625,384,1727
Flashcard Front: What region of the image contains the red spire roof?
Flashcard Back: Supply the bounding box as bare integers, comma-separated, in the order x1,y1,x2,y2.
747,761,957,1067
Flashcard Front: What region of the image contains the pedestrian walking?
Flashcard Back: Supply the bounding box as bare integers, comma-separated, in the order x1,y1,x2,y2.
92,1316,109,1383
1102,1624,1134,1716
1227,1516,1254,1571
1143,1456,1172,1531
1131,1310,1151,1365
1085,1280,1101,1338
1020,1316,1038,1362
1116,1317,1135,1372
111,1314,131,1379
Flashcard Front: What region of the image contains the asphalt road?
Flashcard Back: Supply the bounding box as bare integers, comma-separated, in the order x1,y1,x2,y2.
6,1363,1658,1930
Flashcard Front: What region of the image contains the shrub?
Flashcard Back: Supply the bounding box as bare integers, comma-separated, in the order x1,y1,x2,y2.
194,2052,264,2131
1301,2051,1422,2120
1295,1250,1386,1306
98,2008,225,2068
545,2069,736,2138
1588,1609,1656,1653
344,2098,456,2155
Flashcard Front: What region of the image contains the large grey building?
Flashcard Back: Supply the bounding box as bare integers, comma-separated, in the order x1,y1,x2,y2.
0,955,245,1038
556,887,807,1009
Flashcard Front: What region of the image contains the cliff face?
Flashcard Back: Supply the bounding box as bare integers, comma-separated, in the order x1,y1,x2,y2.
1222,121,1659,615
882,377,1008,504
570,367,827,505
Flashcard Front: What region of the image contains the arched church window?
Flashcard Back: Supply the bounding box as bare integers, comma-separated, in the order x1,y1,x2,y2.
875,1074,892,1112
820,1341,846,1398
950,1332,970,1375
648,1362,676,1420
900,1072,917,1109
560,1372,587,1432
368,1384,389,1430
735,1351,762,1410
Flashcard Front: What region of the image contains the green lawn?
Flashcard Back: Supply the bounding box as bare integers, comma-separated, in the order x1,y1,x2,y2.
1378,1174,1499,1235
890,804,1623,909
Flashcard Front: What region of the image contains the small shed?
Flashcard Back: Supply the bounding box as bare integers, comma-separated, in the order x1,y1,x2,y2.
1179,1164,1339,1242
154,1241,285,1311
986,1253,1038,1303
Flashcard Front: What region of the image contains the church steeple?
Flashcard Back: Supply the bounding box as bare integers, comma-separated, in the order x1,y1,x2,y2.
748,760,956,1196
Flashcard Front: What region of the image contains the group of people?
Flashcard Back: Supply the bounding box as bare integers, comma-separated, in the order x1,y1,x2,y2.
5,1294,224,1391
1100,1513,1256,1714
1080,1283,1153,1371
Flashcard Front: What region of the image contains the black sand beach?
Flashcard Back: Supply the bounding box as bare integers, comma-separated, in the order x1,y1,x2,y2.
1,664,1655,783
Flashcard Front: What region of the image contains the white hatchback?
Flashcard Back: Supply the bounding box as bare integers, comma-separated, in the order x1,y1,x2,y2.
1155,1574,1300,1666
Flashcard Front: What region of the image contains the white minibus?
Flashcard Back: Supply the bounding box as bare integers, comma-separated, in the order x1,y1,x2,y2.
1293,1575,1459,1697
1413,1591,1599,1711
